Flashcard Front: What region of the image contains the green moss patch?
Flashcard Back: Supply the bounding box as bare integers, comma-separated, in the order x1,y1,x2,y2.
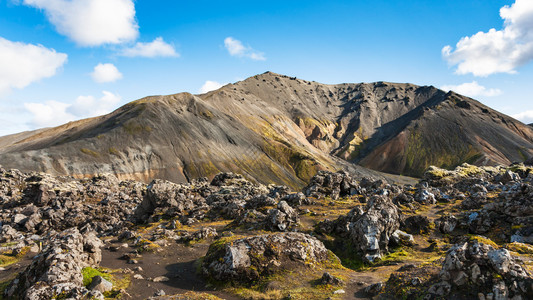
505,242,533,255
467,235,499,248
0,247,29,267
135,239,160,253
226,267,349,300
81,267,131,299
82,267,113,287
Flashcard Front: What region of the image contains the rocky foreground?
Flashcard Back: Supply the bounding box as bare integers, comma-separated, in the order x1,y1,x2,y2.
1,163,533,299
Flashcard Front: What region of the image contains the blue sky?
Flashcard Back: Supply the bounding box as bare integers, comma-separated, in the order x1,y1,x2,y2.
0,0,532,136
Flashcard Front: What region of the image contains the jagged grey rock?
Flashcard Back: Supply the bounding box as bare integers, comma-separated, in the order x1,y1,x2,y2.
202,232,330,282
4,228,104,299
265,201,300,231
317,195,400,263
433,240,532,299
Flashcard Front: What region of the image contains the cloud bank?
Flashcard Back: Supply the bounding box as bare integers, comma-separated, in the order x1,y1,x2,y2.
24,91,121,127
443,0,533,77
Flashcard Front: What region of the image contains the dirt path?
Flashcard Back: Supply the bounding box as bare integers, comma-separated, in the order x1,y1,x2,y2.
100,240,240,299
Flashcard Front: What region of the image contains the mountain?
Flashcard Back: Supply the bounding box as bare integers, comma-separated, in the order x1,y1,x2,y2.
0,72,532,187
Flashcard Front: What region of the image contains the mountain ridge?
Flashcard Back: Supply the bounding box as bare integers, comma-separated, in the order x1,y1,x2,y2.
0,72,531,187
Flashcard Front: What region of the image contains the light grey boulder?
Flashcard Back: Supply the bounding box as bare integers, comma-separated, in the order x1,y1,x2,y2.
202,232,330,282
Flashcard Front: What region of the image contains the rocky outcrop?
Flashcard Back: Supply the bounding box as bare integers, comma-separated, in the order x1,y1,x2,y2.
435,215,458,234
463,173,533,242
317,195,400,262
401,215,432,235
429,240,533,299
175,227,218,243
349,196,400,262
303,171,361,200
0,169,143,236
202,232,330,282
383,239,533,299
319,272,343,286
133,179,205,223
265,201,300,231
419,164,533,243
4,228,104,299
132,173,273,225
4,159,533,299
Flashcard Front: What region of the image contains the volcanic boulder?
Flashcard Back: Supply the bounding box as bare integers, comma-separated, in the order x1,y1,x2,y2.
133,179,204,223
202,232,330,282
265,201,300,231
4,228,104,299
431,240,533,299
303,170,360,200
317,195,400,262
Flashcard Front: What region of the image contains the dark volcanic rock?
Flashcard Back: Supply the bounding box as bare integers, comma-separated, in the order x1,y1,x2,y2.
435,215,458,234
175,227,218,243
401,215,432,235
303,170,360,200
319,272,343,286
0,171,143,236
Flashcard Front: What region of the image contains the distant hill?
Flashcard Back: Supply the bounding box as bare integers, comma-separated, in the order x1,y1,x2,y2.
0,72,532,187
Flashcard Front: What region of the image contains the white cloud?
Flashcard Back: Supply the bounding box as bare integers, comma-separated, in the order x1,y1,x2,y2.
0,104,34,136
0,37,67,95
24,100,74,127
23,0,138,46
120,37,179,58
512,110,533,124
91,63,123,83
224,37,266,61
68,91,121,116
24,91,121,127
440,81,502,97
443,0,533,76
199,80,225,93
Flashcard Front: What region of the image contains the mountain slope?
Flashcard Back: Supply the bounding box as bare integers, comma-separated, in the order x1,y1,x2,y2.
202,72,533,175
0,72,531,186
0,91,385,188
